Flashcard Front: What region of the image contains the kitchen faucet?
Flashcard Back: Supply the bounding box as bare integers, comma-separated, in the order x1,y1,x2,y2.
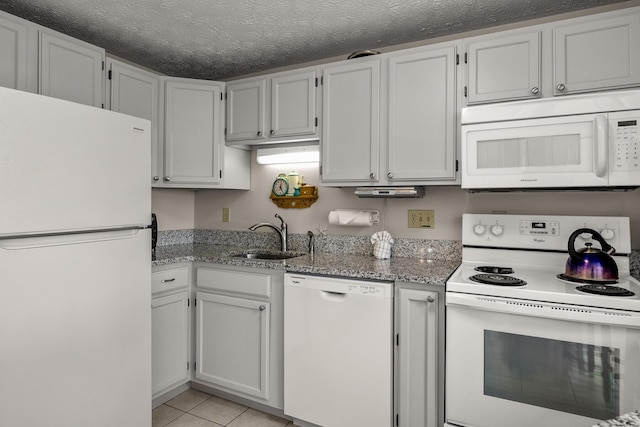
249,214,288,252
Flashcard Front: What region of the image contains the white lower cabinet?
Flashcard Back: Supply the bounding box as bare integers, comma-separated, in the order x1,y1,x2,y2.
395,284,443,427
193,265,284,410
152,264,191,400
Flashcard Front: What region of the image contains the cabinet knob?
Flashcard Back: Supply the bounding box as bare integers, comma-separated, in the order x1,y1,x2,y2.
257,131,262,137
556,83,566,92
153,176,160,182
259,305,266,311
387,172,393,179
369,172,376,179
530,87,539,95
164,176,171,181
270,130,275,136
427,296,435,303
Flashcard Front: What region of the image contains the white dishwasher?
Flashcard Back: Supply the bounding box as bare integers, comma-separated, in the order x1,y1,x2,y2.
284,273,393,427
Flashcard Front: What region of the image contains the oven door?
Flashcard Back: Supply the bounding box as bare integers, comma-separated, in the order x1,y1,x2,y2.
461,113,608,190
445,293,640,427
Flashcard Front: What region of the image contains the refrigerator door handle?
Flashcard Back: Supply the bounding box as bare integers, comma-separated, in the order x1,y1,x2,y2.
0,228,145,250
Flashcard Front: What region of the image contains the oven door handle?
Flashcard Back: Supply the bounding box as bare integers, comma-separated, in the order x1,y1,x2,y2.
446,292,640,328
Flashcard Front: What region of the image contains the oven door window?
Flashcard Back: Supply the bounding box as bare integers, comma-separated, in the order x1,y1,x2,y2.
484,330,619,420
446,302,640,427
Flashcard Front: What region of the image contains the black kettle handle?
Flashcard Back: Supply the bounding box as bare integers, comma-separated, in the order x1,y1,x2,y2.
568,228,615,260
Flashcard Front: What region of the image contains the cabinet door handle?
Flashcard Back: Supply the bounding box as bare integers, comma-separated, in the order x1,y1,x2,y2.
427,296,435,303
257,131,262,137
259,305,266,311
164,176,171,181
270,130,275,136
530,87,539,95
369,172,376,179
556,83,566,92
387,172,393,179
153,176,160,182
161,278,176,283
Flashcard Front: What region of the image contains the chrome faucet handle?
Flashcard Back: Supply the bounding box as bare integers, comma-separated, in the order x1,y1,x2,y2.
275,213,286,230
307,230,315,254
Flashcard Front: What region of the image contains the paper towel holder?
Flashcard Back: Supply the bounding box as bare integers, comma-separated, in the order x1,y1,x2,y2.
330,209,380,224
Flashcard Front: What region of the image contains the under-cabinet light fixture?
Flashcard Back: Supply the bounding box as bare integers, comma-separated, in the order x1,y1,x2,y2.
256,145,320,165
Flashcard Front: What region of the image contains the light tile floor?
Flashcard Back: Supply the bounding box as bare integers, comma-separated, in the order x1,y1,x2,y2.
153,389,298,427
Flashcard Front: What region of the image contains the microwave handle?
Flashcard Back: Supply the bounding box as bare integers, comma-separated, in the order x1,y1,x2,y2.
594,115,608,177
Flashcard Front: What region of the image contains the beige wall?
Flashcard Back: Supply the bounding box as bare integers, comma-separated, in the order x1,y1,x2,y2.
152,152,640,248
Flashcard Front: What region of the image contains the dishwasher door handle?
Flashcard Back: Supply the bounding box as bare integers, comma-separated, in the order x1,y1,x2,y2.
322,290,347,299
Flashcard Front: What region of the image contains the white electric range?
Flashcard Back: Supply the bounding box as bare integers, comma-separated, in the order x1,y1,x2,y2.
445,214,640,427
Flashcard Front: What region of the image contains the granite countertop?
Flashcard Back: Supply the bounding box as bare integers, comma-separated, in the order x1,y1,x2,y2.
152,243,460,286
593,410,640,426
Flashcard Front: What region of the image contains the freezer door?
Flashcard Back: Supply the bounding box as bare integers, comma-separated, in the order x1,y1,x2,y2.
0,229,151,427
0,87,151,237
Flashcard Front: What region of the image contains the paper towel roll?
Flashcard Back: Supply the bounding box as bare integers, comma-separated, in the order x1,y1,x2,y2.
328,210,378,226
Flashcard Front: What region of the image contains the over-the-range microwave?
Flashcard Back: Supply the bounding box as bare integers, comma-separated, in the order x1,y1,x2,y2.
461,89,640,191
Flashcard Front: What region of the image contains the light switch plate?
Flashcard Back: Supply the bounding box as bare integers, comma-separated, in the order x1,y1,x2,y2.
408,209,434,228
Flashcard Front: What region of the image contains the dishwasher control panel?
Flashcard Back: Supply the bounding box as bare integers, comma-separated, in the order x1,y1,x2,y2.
285,274,393,298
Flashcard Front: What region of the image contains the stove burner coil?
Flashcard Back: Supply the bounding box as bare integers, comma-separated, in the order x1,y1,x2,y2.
469,274,526,286
556,274,618,285
576,284,635,297
474,266,514,274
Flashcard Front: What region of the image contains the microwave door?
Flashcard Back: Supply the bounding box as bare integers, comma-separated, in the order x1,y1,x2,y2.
462,114,609,190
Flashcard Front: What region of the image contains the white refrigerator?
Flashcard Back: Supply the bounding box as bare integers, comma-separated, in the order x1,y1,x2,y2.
0,87,152,426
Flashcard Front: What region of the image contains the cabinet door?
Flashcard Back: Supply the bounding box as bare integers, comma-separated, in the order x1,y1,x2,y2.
321,59,380,182
0,14,27,90
39,32,104,107
388,46,457,181
152,291,190,398
195,292,270,399
554,14,640,95
226,79,266,141
164,79,223,185
396,288,439,427
271,70,317,138
466,32,541,104
108,60,160,185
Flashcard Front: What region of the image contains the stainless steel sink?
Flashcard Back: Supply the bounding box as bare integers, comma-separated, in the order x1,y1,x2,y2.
228,250,304,260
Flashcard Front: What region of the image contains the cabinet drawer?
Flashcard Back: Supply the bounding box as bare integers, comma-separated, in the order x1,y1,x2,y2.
196,267,271,297
152,266,189,295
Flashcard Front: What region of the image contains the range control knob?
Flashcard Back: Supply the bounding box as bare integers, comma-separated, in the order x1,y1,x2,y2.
473,224,486,235
490,225,504,236
600,228,616,240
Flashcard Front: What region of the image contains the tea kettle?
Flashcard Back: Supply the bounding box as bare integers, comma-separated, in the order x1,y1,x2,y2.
564,228,618,282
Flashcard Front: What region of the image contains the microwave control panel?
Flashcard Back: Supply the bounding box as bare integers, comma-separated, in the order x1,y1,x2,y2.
613,118,639,171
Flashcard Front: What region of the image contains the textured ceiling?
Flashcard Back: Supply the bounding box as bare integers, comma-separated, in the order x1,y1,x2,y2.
0,0,630,81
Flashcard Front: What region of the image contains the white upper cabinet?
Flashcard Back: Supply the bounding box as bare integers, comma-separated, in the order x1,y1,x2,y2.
107,59,161,185
226,79,266,141
0,13,28,91
164,78,224,186
465,31,541,104
553,13,640,95
321,58,380,183
39,31,105,107
226,68,319,144
387,45,457,181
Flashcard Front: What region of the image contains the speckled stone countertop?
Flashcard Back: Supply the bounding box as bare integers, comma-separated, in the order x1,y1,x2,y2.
593,410,640,426
152,243,461,286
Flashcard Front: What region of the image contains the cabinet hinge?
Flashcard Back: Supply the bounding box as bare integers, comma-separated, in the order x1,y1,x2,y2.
315,77,318,87
219,170,222,179
464,52,468,64
321,75,324,85
108,69,112,80
225,92,228,100
396,333,399,346
220,92,223,101
396,413,399,426
187,362,189,371
194,298,197,307
456,159,459,172
456,54,459,65
187,298,190,307
224,127,227,135
319,165,322,176
315,117,318,127
464,86,467,97
102,61,105,70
